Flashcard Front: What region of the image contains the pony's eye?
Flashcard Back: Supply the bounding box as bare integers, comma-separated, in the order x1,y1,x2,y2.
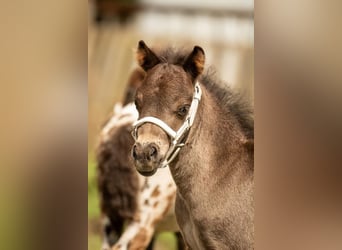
177,105,189,118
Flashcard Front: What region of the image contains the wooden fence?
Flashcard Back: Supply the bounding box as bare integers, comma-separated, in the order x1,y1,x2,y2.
88,4,254,150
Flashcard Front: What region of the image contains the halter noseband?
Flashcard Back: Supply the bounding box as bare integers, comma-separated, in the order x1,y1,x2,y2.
132,82,202,168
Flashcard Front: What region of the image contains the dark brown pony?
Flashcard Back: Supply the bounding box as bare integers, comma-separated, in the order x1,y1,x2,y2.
131,41,254,249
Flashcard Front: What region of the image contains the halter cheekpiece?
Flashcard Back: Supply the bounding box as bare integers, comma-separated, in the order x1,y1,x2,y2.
132,82,202,168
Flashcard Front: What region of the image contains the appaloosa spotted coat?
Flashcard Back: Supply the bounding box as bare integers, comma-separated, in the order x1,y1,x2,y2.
97,66,185,250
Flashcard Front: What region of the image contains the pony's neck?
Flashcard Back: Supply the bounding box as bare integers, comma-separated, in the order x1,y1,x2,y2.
170,84,253,196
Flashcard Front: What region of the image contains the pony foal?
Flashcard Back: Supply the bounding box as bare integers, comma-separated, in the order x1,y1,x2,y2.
131,41,254,249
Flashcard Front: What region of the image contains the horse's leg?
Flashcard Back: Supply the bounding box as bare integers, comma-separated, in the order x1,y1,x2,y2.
111,221,155,250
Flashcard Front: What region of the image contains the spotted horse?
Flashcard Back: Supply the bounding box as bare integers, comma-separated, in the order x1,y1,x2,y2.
96,69,185,250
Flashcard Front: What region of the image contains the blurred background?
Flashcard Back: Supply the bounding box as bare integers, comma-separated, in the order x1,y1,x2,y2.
0,1,341,250
88,0,254,249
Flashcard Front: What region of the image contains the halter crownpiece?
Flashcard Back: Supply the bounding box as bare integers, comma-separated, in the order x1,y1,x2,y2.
132,82,202,168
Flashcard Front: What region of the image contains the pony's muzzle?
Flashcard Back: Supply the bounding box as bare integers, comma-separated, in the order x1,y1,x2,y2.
132,142,160,176
132,142,158,161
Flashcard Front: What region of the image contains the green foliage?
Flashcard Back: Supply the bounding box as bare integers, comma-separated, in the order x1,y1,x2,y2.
88,233,102,250
88,157,100,219
157,232,177,250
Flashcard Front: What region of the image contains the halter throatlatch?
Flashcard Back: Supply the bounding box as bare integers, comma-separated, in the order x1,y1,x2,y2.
132,82,202,168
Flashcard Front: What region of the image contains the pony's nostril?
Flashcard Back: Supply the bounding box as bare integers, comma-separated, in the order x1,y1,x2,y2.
149,146,157,158
132,145,138,159
134,143,158,161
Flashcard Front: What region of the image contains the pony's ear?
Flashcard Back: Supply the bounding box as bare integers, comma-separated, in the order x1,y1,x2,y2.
136,40,161,71
183,46,205,81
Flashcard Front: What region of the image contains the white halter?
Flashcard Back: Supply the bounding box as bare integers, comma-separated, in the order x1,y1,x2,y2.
132,82,202,168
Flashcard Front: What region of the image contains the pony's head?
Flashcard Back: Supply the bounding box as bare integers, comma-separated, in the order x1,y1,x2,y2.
131,40,205,176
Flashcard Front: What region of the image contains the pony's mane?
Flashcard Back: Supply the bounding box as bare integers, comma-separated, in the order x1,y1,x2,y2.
154,46,254,139
200,71,254,139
